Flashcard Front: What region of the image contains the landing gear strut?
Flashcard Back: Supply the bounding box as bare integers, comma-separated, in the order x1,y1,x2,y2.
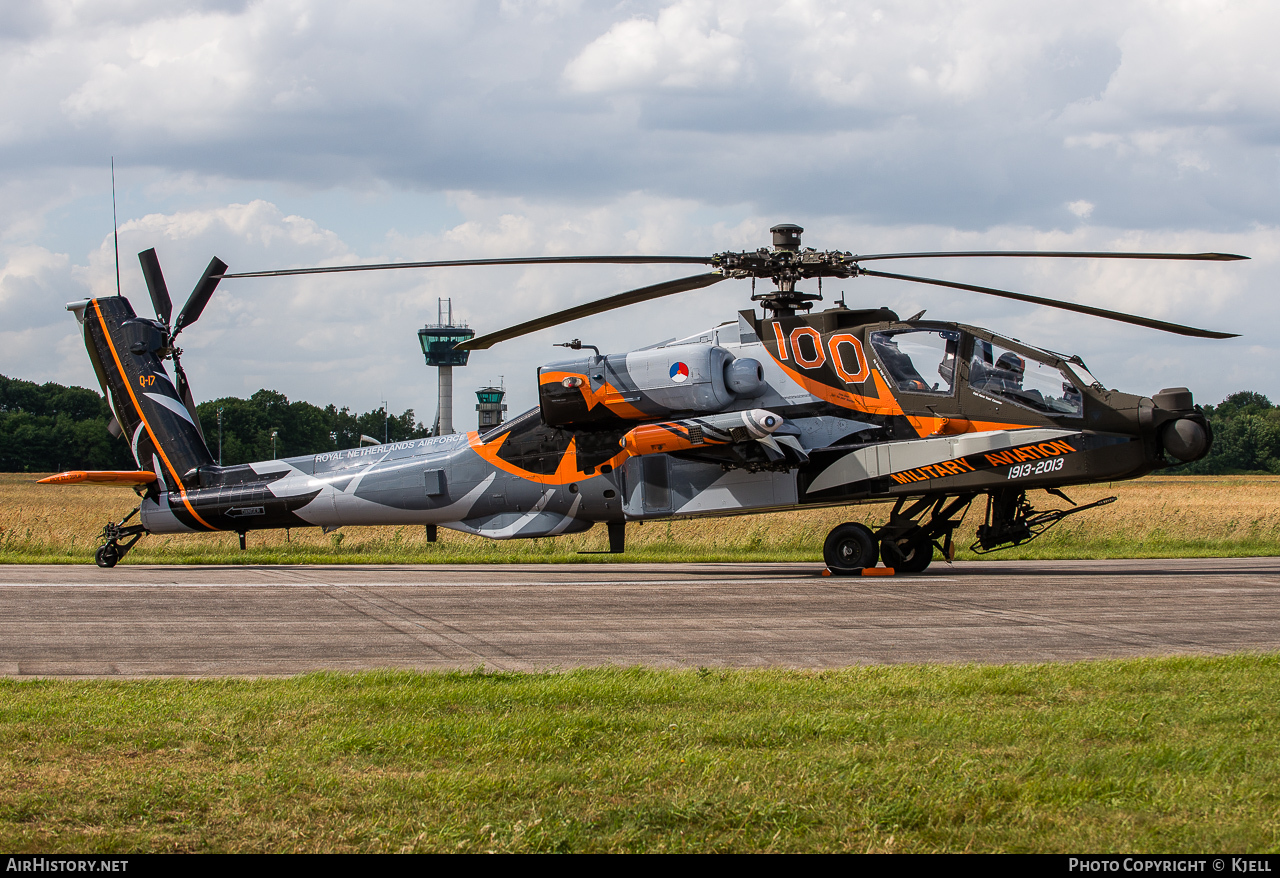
876,493,976,574
823,493,976,577
971,488,1115,553
95,506,146,568
822,486,1118,575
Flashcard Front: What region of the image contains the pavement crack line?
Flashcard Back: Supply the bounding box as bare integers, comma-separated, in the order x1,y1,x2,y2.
839,577,1245,651
348,585,522,665
310,583,510,668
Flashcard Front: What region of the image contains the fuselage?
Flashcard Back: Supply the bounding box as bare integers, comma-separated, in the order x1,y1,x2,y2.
114,304,1205,539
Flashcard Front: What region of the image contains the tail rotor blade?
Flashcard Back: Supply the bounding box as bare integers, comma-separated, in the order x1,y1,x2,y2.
171,352,207,445
174,257,228,336
137,249,173,327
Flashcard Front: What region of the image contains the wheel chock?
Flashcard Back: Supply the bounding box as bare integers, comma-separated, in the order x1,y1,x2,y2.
822,566,898,577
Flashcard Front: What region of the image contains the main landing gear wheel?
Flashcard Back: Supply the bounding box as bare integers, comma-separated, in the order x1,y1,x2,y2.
881,533,934,574
823,522,878,576
94,544,120,569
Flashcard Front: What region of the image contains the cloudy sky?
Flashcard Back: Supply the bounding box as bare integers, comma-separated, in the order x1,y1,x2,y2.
2,0,1276,425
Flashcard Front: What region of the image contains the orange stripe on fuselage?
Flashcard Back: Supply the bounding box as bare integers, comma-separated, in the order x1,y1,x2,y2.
766,348,1034,436
768,353,906,418
467,430,630,485
904,414,1034,436
539,371,649,420
92,299,216,530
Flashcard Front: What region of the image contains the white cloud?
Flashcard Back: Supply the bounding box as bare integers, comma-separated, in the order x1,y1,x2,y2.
0,0,1274,234
564,0,745,92
3,0,1280,417
3,186,1276,427
1067,200,1095,219
0,245,98,390
0,246,78,327
1099,0,1280,118
1058,1,1280,180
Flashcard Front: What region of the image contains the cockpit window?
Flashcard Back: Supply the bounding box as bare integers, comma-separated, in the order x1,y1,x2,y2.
870,329,959,395
970,340,1083,416
1065,361,1104,391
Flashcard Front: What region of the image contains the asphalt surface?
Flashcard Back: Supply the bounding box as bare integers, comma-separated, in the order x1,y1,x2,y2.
1,557,1277,677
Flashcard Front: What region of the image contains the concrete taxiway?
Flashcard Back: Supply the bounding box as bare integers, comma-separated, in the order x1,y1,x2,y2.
1,557,1277,676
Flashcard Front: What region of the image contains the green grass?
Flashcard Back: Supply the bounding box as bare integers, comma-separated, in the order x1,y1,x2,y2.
6,473,1280,564
3,658,1279,852
5,516,1280,565
5,533,1279,566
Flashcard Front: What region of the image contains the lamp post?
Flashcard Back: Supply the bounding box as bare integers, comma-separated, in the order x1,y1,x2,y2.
271,429,278,460
217,406,223,466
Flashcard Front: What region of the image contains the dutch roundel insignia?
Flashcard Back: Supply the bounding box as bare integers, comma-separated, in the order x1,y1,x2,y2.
670,362,690,383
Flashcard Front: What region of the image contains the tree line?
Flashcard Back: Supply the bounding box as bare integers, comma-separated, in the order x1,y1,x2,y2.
1174,391,1280,475
0,374,428,472
4,373,1280,474
194,390,427,466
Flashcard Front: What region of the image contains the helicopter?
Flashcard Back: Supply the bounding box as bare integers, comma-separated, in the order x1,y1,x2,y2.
43,223,1245,573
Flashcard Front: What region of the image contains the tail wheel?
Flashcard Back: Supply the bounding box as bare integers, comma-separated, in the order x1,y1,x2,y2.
823,522,878,575
95,545,120,569
881,533,934,574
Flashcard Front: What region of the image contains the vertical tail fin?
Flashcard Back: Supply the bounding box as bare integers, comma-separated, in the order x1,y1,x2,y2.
70,295,215,494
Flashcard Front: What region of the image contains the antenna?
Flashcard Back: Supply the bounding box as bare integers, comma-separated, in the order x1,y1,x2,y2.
111,157,121,298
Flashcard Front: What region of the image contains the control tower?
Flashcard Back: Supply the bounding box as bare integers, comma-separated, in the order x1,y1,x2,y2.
476,382,507,432
417,298,474,435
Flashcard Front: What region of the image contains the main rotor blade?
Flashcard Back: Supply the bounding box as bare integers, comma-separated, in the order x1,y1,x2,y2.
173,257,228,336
137,248,172,326
457,272,726,351
219,254,716,279
860,268,1239,339
851,250,1248,262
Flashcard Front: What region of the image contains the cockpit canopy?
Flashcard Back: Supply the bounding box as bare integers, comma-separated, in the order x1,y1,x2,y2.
870,327,1093,418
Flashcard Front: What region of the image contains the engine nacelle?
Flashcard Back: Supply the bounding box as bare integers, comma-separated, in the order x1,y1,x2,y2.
538,344,764,426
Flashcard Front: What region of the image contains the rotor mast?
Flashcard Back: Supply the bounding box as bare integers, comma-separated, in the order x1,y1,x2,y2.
721,223,852,318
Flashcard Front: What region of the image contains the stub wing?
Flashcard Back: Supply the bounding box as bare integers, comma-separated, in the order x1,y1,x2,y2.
38,470,158,486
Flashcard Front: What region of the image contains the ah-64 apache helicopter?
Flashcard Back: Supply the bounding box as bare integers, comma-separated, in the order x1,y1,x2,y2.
45,223,1244,573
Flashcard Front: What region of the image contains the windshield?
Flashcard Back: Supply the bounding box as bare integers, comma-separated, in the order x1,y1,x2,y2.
870,329,960,395
970,339,1083,416
1066,361,1104,391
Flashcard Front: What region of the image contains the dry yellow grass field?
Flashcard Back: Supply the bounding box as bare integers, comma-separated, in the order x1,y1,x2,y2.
2,472,1278,563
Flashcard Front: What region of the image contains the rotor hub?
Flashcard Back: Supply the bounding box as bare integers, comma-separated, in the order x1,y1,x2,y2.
714,230,859,316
